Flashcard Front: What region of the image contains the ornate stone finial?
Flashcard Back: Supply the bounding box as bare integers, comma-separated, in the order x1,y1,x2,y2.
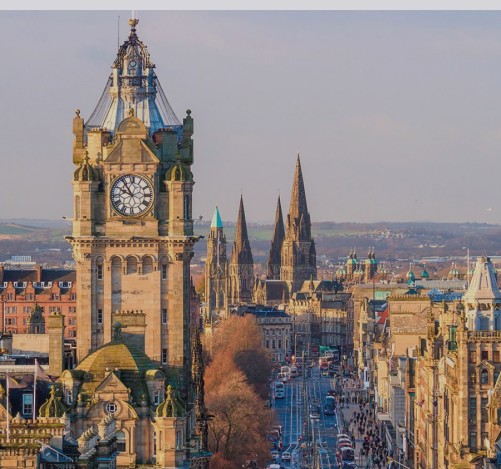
128,108,135,117
75,109,81,117
128,18,139,30
112,322,123,341
155,385,185,418
186,109,192,116
39,386,69,418
83,151,90,163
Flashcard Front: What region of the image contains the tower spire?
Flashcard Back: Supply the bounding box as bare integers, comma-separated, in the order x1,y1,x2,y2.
232,196,253,265
267,196,285,280
280,155,316,293
229,196,254,305
288,154,309,223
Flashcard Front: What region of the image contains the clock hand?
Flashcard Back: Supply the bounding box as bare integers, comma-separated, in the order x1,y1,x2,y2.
123,181,135,198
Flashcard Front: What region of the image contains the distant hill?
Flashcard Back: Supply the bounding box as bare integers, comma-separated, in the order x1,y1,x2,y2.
2,219,501,265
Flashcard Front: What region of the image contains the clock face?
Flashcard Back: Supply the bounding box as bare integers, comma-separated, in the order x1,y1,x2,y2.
110,174,153,216
129,59,137,68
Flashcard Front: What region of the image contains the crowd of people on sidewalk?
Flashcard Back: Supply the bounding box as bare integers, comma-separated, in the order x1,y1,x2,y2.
335,375,390,469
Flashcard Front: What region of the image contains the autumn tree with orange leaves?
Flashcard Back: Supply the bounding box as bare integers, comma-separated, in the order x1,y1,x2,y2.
205,315,275,469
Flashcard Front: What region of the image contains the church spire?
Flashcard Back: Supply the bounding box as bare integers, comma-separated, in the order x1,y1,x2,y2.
267,196,285,280
280,155,316,293
231,196,253,265
229,196,254,305
289,154,309,222
286,154,311,242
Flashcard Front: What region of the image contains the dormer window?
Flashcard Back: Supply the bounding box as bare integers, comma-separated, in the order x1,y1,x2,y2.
154,390,160,406
481,369,489,385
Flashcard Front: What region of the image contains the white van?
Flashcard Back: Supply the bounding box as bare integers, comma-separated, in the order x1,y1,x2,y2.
290,366,298,378
274,381,285,399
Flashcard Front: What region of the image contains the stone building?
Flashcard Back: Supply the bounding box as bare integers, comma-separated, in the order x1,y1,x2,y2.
241,306,292,363
3,17,211,469
287,279,349,356
204,207,228,321
0,266,77,338
413,256,501,468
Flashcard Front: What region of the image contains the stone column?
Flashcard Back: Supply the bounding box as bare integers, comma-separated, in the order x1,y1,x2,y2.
48,312,65,376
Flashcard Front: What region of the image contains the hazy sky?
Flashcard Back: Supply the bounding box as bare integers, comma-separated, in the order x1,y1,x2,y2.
2,11,501,224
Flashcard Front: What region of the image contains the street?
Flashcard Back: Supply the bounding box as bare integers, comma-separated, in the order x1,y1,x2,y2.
272,366,341,469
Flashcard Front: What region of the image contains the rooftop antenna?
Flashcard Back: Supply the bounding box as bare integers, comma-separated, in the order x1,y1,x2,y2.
117,15,120,51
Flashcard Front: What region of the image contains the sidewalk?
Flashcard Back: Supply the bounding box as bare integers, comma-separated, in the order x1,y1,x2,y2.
338,403,371,468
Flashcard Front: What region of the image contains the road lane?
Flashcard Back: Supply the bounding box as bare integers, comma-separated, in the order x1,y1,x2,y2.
272,367,347,469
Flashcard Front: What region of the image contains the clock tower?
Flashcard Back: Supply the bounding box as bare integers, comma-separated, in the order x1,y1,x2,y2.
67,19,197,393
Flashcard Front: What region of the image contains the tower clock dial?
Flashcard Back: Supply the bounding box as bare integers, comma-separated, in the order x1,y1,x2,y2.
110,174,154,216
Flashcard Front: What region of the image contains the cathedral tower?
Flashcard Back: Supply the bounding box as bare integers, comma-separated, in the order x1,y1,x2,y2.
267,196,285,280
67,19,197,395
280,155,316,293
204,207,228,320
228,196,254,306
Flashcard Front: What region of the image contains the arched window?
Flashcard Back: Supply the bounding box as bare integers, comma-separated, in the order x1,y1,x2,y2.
481,369,489,385
127,257,137,275
142,256,153,274
116,430,126,453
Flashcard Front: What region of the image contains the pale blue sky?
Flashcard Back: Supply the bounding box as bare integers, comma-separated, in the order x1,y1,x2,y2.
2,11,501,224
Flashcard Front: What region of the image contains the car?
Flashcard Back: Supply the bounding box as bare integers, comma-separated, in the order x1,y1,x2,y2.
338,447,355,462
281,451,291,461
309,404,321,419
270,450,279,461
336,433,351,440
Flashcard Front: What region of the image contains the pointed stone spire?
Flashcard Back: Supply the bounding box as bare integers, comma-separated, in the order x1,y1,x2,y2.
289,154,309,219
229,196,254,305
267,196,285,280
211,206,223,229
231,196,253,265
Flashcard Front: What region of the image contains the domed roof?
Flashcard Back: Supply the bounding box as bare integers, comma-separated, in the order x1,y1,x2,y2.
74,153,98,182
76,323,160,401
421,268,429,279
406,270,415,280
166,160,193,182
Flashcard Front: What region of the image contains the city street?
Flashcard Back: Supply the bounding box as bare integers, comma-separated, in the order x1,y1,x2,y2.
272,367,342,469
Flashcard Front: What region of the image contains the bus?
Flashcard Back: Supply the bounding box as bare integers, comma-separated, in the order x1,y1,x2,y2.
324,395,336,415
